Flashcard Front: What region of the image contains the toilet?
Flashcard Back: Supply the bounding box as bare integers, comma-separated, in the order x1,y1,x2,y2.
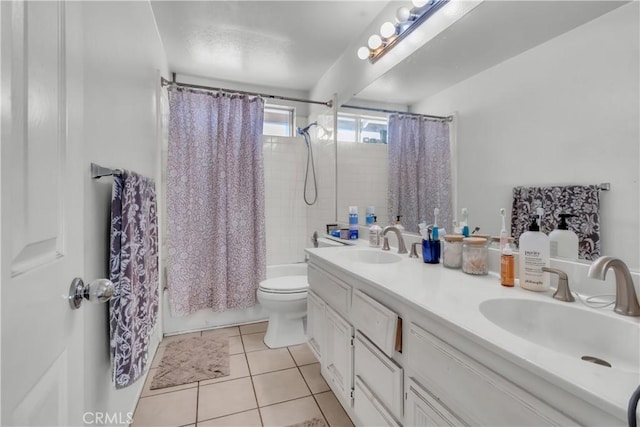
257,275,309,348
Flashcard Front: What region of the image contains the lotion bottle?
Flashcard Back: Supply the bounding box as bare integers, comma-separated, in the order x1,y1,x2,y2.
549,213,579,260
369,216,382,248
518,210,550,291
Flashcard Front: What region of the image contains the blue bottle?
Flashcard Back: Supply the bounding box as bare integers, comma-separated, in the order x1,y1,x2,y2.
349,206,359,240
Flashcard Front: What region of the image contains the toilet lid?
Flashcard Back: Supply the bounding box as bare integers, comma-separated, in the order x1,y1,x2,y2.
259,275,309,293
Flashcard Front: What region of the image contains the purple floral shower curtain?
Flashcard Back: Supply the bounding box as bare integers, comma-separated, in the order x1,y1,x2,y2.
167,89,266,316
388,115,452,234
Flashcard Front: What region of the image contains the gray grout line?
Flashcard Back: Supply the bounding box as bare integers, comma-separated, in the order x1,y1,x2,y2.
293,353,331,427
196,408,261,426
248,372,265,426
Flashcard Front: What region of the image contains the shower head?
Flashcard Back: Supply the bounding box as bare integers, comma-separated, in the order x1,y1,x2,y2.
297,122,318,135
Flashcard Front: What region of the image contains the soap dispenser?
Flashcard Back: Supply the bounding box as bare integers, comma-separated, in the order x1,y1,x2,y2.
369,216,382,248
518,209,550,292
394,215,405,232
549,213,579,260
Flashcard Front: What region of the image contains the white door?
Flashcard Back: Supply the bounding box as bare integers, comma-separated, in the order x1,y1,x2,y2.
324,305,353,407
1,1,86,425
306,290,325,362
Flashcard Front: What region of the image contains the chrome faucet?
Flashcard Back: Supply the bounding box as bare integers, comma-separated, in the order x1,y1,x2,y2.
541,267,575,302
587,256,640,316
381,226,408,254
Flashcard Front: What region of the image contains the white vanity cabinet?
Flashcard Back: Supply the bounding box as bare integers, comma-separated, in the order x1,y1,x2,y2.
306,247,624,426
307,259,404,423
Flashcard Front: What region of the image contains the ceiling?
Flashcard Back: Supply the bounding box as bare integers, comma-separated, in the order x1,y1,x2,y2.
151,1,628,104
151,1,389,91
355,1,627,105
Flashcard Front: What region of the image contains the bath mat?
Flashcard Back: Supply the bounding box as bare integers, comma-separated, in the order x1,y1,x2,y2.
285,418,327,427
150,332,229,389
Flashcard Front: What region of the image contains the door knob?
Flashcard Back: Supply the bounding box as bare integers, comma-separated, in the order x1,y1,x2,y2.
68,277,115,309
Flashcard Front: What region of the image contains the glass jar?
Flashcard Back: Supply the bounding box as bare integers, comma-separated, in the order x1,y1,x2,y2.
462,237,489,275
442,235,463,269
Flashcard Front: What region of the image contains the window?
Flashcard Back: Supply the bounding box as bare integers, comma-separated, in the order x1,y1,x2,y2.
337,113,388,144
263,105,294,137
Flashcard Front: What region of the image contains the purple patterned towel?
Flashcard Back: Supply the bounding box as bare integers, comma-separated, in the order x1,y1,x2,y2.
511,185,601,260
110,170,159,389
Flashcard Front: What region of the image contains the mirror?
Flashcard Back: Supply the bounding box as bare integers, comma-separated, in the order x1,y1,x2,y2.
337,1,639,269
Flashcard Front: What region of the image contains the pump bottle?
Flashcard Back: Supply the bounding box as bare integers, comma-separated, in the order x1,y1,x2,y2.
549,213,579,259
518,210,550,291
369,216,382,248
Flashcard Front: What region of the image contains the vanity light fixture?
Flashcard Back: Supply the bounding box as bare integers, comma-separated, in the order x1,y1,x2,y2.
357,0,449,63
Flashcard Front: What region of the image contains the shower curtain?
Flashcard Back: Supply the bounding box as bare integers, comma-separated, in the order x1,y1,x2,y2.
388,115,452,234
167,89,266,316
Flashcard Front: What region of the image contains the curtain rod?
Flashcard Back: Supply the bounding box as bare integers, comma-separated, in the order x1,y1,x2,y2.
160,75,333,108
341,104,453,122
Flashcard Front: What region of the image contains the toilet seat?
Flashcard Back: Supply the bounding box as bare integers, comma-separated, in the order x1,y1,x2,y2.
258,275,308,294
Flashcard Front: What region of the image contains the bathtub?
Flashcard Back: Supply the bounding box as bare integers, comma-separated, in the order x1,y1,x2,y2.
162,263,308,335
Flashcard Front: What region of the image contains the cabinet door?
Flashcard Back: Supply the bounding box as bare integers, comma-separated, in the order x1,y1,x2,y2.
405,377,465,427
307,290,325,362
324,305,354,407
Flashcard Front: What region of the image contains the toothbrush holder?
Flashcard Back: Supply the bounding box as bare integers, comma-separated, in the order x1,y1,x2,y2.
422,239,441,264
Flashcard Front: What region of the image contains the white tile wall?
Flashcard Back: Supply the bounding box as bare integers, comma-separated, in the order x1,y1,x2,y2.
264,135,309,264
337,141,388,226
306,112,337,241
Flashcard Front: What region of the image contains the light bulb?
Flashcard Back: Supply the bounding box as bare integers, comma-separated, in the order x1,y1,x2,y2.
380,22,396,39
396,6,411,23
357,46,370,60
367,34,382,50
412,0,429,7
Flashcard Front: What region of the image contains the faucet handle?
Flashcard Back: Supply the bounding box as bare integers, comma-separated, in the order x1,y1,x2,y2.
382,237,391,251
542,267,575,302
409,242,421,258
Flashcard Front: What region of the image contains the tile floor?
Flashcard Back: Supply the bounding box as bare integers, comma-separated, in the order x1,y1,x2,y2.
132,322,355,427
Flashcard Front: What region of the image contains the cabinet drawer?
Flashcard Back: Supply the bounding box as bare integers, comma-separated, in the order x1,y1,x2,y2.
308,264,351,315
406,377,465,427
354,376,401,427
408,323,576,426
354,332,403,420
351,289,399,357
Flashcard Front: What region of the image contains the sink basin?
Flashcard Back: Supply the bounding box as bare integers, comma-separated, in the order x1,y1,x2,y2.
479,298,640,373
340,250,402,264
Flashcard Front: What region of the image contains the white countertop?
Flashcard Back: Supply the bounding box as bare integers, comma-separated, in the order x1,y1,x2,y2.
306,239,640,424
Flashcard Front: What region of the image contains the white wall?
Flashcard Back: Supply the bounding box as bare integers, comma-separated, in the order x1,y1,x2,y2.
412,3,639,268
81,0,168,420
